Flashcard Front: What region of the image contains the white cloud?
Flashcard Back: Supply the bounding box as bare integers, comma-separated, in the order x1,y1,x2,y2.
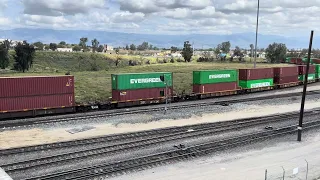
22,0,106,16
1,0,320,36
0,17,10,25
111,11,145,23
0,0,8,11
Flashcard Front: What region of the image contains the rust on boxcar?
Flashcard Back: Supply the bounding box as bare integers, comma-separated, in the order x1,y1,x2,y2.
239,68,274,80
193,82,238,94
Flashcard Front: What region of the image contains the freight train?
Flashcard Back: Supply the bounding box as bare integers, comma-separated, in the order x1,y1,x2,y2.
1,64,319,120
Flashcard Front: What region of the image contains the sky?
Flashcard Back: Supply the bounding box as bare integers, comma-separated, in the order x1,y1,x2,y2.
0,0,319,36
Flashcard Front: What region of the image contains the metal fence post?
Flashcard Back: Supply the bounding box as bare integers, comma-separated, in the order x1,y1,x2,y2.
282,166,285,180
305,159,309,180
265,169,267,180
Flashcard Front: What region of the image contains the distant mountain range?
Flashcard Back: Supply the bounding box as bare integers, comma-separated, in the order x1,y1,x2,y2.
0,28,318,49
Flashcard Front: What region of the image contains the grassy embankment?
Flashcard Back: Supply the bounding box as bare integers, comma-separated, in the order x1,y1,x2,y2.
1,51,291,103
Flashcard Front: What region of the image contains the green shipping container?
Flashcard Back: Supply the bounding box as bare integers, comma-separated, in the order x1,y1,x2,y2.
298,74,316,81
316,65,320,78
193,70,238,85
112,72,173,90
239,78,274,89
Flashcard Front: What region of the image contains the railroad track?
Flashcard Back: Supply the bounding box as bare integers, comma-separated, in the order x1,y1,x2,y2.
23,119,320,180
1,90,320,129
3,109,320,175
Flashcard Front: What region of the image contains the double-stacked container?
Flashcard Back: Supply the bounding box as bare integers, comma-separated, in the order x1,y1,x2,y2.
192,70,238,94
112,72,173,101
0,76,75,112
273,66,299,84
238,68,274,89
298,65,316,81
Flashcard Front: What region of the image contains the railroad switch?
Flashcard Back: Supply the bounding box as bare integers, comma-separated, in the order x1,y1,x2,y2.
265,126,273,130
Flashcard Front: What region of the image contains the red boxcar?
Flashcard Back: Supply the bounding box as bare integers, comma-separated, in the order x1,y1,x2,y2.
274,76,299,84
193,82,238,94
112,88,173,102
0,94,75,112
239,68,274,80
298,65,315,75
290,58,302,64
0,76,74,98
273,67,299,77
313,59,320,64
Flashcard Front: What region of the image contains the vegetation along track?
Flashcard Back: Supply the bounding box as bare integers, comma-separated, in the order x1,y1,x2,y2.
1,90,320,129
3,109,320,175
24,119,320,180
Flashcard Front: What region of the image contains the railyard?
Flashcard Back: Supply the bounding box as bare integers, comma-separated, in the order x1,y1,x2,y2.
1,63,320,179
1,82,320,179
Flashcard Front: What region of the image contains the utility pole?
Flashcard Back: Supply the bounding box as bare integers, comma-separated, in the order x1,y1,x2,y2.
160,75,169,114
254,0,260,68
298,30,314,142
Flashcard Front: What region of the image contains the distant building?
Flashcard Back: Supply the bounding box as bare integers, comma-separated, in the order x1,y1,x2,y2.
104,45,114,51
171,52,182,58
57,48,73,52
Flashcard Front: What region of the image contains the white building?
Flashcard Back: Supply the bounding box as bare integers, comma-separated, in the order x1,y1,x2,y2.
104,45,114,51
171,52,182,58
57,48,73,52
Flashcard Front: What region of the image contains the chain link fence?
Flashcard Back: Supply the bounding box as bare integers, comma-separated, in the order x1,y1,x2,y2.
213,155,320,180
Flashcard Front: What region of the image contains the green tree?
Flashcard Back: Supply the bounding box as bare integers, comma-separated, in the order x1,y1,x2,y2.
79,37,88,50
97,45,104,52
214,44,222,58
265,43,287,63
130,44,136,51
49,43,58,51
13,41,35,73
0,41,10,69
59,41,66,45
125,44,129,50
249,44,254,61
91,38,99,53
182,41,193,62
234,46,241,56
72,45,82,52
137,42,149,51
221,41,231,53
171,46,178,53
33,41,44,50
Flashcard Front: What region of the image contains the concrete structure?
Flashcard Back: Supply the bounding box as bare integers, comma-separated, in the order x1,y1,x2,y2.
57,48,73,52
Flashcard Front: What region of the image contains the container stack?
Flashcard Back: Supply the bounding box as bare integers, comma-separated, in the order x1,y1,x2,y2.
111,72,173,101
273,66,299,84
0,76,75,112
298,65,316,81
192,70,238,94
238,68,274,89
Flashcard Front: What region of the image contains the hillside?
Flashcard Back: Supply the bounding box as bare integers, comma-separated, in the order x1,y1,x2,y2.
1,28,317,49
